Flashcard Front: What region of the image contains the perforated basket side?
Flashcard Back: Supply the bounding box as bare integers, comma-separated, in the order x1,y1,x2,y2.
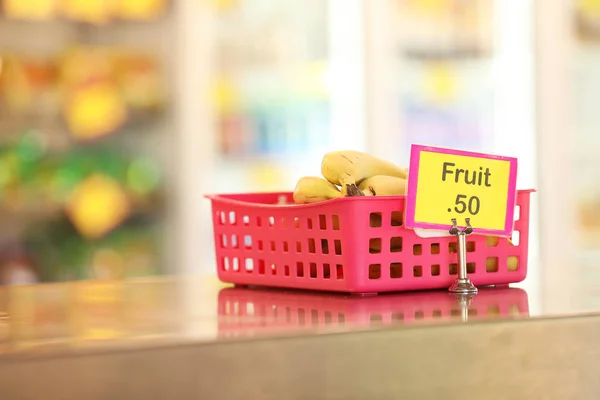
209,193,362,292
341,190,532,293
208,190,534,294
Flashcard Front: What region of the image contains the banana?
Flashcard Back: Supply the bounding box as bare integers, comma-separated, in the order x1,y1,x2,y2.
321,150,407,196
486,256,519,272
486,235,499,247
293,176,342,204
507,256,519,271
369,236,403,253
358,175,407,196
449,236,519,272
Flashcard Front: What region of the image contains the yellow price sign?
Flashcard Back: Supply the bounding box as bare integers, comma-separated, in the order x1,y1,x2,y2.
404,144,518,236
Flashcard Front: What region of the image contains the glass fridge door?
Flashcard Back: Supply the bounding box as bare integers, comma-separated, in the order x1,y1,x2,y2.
365,0,538,299
539,0,600,310
186,0,368,274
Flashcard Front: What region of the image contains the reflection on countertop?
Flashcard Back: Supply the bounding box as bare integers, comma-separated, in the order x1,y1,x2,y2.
0,275,541,360
217,285,528,338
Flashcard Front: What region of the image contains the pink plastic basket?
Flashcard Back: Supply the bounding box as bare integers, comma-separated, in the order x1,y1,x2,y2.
206,190,534,295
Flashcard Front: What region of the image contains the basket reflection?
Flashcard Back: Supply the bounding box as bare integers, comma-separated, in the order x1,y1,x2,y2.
217,286,529,338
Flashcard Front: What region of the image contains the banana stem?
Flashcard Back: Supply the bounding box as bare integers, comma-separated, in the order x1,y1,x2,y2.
345,184,365,197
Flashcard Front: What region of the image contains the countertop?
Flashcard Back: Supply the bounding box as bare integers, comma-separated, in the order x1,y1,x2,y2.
0,275,534,358
1,274,599,399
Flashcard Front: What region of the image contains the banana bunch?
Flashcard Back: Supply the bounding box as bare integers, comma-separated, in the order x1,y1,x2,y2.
293,150,408,204
291,149,519,272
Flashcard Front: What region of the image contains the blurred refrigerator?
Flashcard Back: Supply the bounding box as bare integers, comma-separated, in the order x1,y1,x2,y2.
0,1,543,285
188,0,370,272
365,0,535,185
536,0,600,311
191,0,539,284
364,0,539,302
207,0,367,194
0,1,174,283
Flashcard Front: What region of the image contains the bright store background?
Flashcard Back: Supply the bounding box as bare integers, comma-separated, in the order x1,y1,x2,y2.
1,0,599,313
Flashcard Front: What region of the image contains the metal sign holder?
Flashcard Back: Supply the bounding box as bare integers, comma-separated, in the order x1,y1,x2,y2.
448,217,478,294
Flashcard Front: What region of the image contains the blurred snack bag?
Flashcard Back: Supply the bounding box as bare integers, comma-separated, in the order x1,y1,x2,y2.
3,0,59,20
57,46,120,137
65,173,131,239
113,50,165,111
0,54,57,115
57,46,165,136
57,46,115,88
62,79,128,140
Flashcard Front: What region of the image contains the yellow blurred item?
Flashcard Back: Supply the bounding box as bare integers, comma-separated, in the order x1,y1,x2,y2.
0,55,32,113
425,62,458,103
58,47,115,87
578,200,600,230
63,80,127,140
1,47,164,125
408,0,451,14
114,52,164,110
211,76,241,114
210,0,238,12
60,0,115,24
250,164,287,192
0,55,55,114
3,0,58,20
65,174,131,239
115,0,166,20
578,0,600,15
